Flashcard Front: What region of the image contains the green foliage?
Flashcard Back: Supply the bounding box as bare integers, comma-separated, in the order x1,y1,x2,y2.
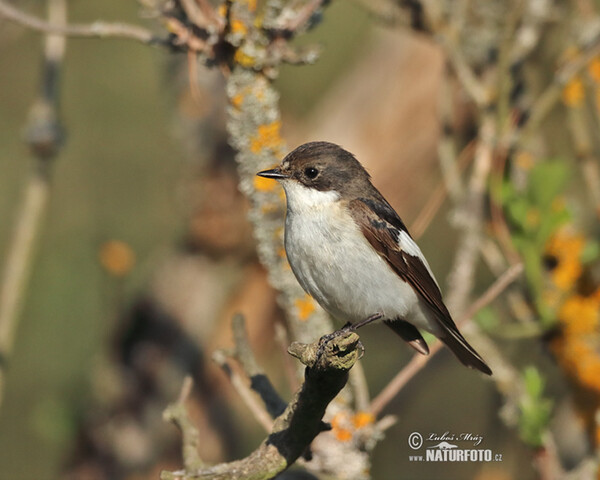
518,366,553,448
502,160,571,325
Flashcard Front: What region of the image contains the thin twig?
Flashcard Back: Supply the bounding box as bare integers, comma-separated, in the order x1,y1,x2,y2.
0,0,159,44
370,263,523,416
445,113,496,316
0,0,66,411
522,32,600,142
410,140,475,239
212,349,274,432
231,314,288,418
270,0,326,33
162,377,205,472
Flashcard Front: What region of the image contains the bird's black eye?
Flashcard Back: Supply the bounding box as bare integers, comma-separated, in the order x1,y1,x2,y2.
304,167,319,179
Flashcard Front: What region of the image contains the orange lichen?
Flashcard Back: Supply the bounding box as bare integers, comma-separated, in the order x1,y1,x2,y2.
295,294,316,320
231,19,248,36
330,412,348,430
99,240,135,277
334,428,353,442
353,412,375,429
250,121,283,154
562,76,585,108
231,93,244,109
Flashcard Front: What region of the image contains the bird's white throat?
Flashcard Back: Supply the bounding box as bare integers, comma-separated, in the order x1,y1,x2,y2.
280,180,340,213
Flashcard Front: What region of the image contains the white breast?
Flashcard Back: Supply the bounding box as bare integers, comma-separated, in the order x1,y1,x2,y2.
281,181,437,332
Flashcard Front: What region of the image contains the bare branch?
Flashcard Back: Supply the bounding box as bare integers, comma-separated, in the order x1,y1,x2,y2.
0,0,160,44
231,314,287,419
163,377,206,472
163,330,363,480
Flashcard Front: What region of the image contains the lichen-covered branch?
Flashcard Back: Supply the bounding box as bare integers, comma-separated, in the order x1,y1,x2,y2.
225,66,333,344
161,330,363,480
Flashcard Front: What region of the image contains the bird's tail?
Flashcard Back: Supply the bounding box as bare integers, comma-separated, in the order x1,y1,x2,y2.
440,328,492,375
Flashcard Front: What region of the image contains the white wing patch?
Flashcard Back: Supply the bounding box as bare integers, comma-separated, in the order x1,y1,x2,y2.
397,230,440,289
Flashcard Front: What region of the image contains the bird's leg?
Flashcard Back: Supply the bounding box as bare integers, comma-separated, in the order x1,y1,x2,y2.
348,312,383,330
318,313,383,356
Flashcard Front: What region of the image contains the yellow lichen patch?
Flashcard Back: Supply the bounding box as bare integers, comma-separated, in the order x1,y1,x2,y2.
234,49,255,68
334,428,353,442
254,174,277,192
295,294,316,321
562,76,585,108
353,412,375,429
99,240,135,277
231,93,244,109
231,19,248,36
250,121,283,154
330,412,349,430
559,294,600,335
588,57,600,83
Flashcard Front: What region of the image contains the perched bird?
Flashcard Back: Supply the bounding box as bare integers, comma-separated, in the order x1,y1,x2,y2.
257,141,492,375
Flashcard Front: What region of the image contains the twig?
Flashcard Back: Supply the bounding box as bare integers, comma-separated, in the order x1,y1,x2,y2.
522,31,600,142
370,263,523,416
275,0,326,32
0,0,160,44
0,0,66,410
212,349,274,432
163,377,205,472
163,330,363,480
445,113,496,316
410,139,475,239
231,314,287,418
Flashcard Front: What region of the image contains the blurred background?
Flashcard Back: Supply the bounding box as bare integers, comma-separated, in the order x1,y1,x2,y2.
0,1,599,479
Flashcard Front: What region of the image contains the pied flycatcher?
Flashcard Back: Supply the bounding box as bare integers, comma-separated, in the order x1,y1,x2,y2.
257,141,492,375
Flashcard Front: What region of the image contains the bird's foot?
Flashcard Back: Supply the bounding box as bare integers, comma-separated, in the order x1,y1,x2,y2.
316,313,382,358
348,312,383,330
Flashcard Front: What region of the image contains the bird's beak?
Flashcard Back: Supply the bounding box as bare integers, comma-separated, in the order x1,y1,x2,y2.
256,167,289,179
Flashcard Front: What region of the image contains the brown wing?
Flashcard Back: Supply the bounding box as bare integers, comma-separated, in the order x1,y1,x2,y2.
349,198,492,375
348,198,451,324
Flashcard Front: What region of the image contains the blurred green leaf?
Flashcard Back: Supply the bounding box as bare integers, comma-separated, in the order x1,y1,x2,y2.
581,240,600,264
518,366,553,448
529,161,570,209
